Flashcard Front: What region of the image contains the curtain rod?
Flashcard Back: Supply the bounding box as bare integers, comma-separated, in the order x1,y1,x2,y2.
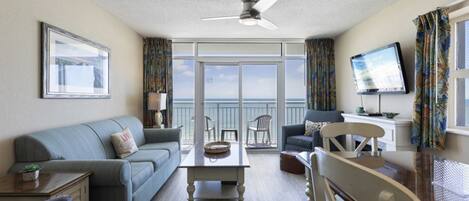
444,0,469,13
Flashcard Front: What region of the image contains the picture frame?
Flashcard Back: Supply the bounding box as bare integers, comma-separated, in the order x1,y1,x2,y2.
41,22,111,99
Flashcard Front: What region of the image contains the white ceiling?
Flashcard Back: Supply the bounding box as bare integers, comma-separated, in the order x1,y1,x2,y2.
94,0,397,39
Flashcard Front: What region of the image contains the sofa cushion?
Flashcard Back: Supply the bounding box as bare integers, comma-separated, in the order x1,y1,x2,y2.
83,119,123,159
124,150,169,171
139,142,179,157
286,135,313,149
130,162,154,193
112,116,145,146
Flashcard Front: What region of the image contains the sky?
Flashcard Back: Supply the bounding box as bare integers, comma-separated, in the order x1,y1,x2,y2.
173,59,306,100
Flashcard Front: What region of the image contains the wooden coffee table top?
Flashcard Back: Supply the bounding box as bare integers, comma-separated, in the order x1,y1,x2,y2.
0,172,91,197
180,143,250,168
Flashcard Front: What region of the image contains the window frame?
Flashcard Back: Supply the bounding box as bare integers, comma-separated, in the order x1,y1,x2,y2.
448,13,469,135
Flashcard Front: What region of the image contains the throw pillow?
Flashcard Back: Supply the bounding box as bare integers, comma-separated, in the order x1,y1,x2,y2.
304,120,330,136
111,128,139,158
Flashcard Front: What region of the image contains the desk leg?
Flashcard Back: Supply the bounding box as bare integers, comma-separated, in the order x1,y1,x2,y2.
237,168,245,201
305,167,314,201
187,168,195,201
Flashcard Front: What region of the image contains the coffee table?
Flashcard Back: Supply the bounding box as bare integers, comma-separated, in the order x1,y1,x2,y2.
179,143,250,201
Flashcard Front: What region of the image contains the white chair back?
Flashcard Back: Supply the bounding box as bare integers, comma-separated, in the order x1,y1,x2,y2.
320,122,384,153
311,147,420,201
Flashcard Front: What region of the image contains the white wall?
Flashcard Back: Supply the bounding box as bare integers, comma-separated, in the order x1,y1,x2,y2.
334,0,469,162
0,0,143,175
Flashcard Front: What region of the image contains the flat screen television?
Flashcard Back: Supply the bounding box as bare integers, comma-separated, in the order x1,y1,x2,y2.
350,42,408,94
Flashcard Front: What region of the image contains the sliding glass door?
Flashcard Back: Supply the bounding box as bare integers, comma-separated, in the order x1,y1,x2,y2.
242,64,278,148
203,64,241,143
194,62,279,148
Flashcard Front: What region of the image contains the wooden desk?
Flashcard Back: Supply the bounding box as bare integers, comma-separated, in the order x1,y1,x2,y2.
180,143,250,201
0,172,91,201
297,150,466,201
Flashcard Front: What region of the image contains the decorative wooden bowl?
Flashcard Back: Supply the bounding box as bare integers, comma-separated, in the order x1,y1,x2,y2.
204,141,231,154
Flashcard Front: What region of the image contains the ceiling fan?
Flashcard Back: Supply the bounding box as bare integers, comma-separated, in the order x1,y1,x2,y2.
201,0,279,30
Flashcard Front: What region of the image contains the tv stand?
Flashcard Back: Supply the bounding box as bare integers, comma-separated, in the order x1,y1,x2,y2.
357,112,382,117
342,113,415,151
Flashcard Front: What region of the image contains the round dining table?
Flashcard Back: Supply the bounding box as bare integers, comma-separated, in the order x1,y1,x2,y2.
296,150,468,201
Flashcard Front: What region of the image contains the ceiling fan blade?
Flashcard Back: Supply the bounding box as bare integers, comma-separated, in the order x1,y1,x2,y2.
258,18,278,30
201,16,239,21
253,0,278,12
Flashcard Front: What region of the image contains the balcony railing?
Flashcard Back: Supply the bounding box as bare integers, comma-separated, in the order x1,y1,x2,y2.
172,99,306,146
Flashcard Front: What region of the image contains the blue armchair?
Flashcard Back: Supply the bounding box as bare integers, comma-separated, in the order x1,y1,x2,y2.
281,110,344,151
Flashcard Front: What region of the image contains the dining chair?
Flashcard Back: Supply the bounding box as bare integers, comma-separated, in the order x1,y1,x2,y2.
246,114,272,145
310,147,421,201
320,122,384,153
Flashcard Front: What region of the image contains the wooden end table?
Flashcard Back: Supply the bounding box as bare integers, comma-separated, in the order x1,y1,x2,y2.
0,172,91,201
180,143,250,201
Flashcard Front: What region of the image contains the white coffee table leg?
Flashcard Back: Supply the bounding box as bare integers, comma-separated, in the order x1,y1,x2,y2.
187,168,195,201
237,168,245,201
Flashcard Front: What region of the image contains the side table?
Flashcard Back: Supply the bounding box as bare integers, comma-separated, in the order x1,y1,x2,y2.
0,172,91,201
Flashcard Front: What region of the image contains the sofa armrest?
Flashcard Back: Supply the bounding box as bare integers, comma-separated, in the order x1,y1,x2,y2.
9,160,131,187
144,128,181,145
281,124,305,150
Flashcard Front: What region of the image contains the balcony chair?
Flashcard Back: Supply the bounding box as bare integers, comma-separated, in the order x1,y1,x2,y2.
246,114,272,145
281,110,344,152
204,116,217,141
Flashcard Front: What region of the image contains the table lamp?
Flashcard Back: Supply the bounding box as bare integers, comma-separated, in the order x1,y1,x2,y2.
148,92,167,128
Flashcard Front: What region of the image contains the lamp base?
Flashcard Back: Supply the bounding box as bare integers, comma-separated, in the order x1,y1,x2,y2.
154,111,164,128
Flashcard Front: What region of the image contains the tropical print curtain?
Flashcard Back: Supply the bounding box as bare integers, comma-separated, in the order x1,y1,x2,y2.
411,9,450,150
305,38,336,111
143,38,173,128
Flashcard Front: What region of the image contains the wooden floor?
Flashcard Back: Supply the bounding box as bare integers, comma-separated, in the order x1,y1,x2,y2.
152,153,307,201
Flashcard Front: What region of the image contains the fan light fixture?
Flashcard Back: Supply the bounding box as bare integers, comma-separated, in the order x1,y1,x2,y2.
239,18,258,26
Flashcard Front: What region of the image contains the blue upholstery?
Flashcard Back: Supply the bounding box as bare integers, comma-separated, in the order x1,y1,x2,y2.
15,125,107,161
124,150,169,171
11,116,181,201
131,162,154,193
113,116,146,146
281,110,344,151
84,119,123,159
139,142,179,157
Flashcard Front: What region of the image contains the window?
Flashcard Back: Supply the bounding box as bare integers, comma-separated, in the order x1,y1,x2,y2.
172,41,306,148
449,16,469,129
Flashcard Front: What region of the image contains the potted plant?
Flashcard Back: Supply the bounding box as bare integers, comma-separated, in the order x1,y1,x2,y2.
22,164,40,182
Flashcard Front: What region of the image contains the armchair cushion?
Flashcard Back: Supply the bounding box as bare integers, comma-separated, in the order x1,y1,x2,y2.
286,135,313,149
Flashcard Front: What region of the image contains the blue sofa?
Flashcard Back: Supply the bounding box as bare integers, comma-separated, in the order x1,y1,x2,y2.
10,116,181,201
281,110,344,151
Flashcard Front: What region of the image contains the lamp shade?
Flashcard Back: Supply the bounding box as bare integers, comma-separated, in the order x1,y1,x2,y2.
147,92,167,111
159,93,167,111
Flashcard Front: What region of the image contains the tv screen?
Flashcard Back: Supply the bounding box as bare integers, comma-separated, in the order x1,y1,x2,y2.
350,42,408,94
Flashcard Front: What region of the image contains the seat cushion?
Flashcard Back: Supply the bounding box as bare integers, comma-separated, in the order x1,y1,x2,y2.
286,135,313,149
139,142,179,157
124,150,169,171
130,162,154,193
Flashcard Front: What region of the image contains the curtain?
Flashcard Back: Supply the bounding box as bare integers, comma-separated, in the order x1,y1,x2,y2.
143,38,173,128
411,9,451,150
306,38,336,111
